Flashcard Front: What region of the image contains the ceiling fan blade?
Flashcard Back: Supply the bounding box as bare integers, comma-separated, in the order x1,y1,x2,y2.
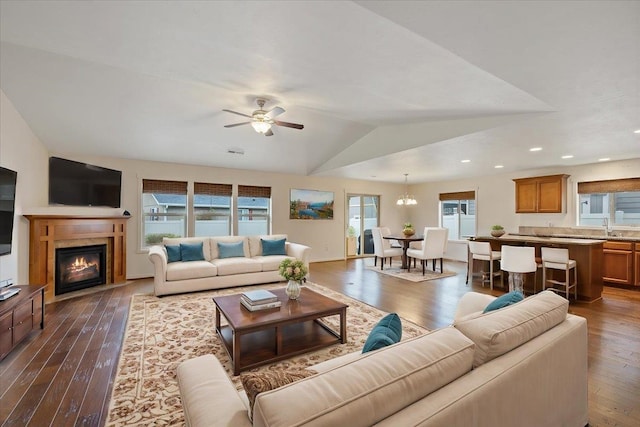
265,106,285,119
274,120,304,130
264,129,274,137
222,109,252,119
224,122,251,128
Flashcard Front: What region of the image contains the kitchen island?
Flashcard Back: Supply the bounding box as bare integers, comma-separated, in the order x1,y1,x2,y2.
473,234,605,302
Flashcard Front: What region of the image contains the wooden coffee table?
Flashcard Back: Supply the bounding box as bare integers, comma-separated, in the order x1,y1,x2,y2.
213,287,348,375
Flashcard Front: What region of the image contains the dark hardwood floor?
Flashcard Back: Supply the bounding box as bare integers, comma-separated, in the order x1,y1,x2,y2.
1,258,639,426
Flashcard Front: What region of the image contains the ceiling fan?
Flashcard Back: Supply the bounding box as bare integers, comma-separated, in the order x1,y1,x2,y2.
223,98,304,136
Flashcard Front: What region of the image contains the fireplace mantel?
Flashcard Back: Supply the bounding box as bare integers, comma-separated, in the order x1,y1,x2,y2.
25,215,129,302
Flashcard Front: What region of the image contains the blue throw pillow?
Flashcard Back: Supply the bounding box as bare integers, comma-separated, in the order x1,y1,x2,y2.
483,291,524,313
262,238,287,256
165,245,181,263
218,241,245,259
362,313,402,353
180,242,205,262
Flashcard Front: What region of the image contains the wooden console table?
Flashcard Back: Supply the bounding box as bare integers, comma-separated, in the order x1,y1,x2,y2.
0,284,45,361
25,215,129,302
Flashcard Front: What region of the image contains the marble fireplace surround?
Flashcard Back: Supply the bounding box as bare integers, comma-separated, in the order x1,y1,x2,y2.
25,215,128,302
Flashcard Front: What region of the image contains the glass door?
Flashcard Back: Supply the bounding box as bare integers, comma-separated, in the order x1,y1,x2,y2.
347,194,380,257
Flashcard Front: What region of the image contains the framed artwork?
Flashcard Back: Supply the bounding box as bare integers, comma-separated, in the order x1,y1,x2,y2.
290,189,334,220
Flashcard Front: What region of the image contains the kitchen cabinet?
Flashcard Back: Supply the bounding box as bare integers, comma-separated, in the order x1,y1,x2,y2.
513,174,569,213
602,241,634,286
635,243,640,287
0,285,45,361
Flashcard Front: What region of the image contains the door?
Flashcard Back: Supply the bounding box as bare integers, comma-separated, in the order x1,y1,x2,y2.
347,195,379,257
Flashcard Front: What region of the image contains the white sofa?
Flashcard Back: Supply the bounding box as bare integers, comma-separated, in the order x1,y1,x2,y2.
177,290,588,427
148,234,311,297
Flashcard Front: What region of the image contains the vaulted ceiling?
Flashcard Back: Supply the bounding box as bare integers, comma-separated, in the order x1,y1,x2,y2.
1,1,638,183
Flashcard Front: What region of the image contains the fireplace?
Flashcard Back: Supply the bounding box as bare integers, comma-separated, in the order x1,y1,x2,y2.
55,244,107,295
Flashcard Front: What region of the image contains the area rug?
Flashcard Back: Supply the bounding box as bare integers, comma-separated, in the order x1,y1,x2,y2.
366,263,457,282
105,282,427,426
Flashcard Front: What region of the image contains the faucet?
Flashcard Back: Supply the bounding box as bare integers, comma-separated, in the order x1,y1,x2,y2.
602,218,612,236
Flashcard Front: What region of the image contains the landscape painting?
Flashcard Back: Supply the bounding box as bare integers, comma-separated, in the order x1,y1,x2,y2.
290,189,334,220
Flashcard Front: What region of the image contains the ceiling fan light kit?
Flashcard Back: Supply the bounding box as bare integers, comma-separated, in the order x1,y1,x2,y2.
397,173,417,206
223,98,303,136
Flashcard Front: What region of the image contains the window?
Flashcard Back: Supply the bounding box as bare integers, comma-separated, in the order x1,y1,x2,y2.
237,185,271,236
578,178,640,226
142,179,187,246
440,191,476,239
194,182,232,237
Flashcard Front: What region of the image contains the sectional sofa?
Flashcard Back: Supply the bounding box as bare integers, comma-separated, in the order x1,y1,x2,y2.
177,290,588,427
148,234,311,296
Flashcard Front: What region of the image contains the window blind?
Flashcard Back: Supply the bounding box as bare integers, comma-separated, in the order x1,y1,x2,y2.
577,178,640,194
238,185,271,198
142,179,187,195
439,191,475,201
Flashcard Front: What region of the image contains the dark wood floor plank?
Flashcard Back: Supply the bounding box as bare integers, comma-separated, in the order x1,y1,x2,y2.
1,259,638,426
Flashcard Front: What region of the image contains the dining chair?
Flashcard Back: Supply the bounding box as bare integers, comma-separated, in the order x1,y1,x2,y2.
500,245,537,294
466,241,502,290
541,247,577,300
371,227,402,270
406,227,448,274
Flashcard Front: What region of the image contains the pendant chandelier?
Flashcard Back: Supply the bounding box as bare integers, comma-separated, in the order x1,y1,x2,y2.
397,173,417,206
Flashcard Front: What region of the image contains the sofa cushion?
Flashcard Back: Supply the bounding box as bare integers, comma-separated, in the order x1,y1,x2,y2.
362,313,402,353
165,245,181,263
241,369,316,421
252,255,292,272
454,290,569,367
181,242,206,262
248,234,288,257
166,261,218,281
163,237,212,261
218,241,245,259
483,290,523,313
252,327,475,427
261,238,287,256
212,258,262,276
210,236,248,259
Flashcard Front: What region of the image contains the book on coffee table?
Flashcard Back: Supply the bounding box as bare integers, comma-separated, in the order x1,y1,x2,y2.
240,298,281,312
241,289,278,305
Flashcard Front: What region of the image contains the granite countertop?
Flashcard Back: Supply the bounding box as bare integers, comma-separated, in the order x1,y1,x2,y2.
510,233,640,243
478,234,607,245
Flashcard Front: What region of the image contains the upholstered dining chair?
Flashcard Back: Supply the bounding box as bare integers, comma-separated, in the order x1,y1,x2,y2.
406,227,448,274
371,227,402,270
500,245,537,294
466,241,502,290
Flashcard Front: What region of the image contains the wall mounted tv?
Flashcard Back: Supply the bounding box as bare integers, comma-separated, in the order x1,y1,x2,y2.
0,166,18,256
49,157,122,208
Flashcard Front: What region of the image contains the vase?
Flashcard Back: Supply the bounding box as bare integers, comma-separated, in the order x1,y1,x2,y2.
402,228,415,236
286,280,302,300
491,230,505,238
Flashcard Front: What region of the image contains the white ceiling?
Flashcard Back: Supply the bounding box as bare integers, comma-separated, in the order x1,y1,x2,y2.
1,1,638,183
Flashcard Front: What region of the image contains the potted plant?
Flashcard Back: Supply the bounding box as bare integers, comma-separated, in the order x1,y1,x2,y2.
279,258,308,300
346,226,357,256
402,222,415,236
491,225,505,238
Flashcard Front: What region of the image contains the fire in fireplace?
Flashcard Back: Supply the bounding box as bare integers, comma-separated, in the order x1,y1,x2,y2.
55,244,107,294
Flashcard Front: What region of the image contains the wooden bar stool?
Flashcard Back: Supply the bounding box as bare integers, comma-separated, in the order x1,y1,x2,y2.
467,241,502,290
541,247,577,300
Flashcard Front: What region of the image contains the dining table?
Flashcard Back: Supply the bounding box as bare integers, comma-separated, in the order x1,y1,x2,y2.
383,234,424,269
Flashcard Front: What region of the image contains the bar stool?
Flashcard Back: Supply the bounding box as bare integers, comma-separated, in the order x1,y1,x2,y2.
541,247,577,300
467,241,502,290
500,246,537,294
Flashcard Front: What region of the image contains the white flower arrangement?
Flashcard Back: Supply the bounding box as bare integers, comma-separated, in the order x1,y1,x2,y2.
278,258,308,282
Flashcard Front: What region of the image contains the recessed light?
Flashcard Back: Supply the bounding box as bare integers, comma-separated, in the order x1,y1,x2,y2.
494,165,504,169
598,158,610,162
561,155,574,159
529,147,542,152
634,129,640,134
461,159,471,163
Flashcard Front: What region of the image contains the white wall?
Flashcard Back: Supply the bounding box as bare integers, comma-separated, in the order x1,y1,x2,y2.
0,90,49,284
410,158,640,237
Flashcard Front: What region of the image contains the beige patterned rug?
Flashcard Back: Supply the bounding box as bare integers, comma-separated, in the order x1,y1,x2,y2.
366,263,457,282
106,282,427,426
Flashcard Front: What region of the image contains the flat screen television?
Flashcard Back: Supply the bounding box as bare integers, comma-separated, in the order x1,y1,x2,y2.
0,166,18,256
49,157,122,208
